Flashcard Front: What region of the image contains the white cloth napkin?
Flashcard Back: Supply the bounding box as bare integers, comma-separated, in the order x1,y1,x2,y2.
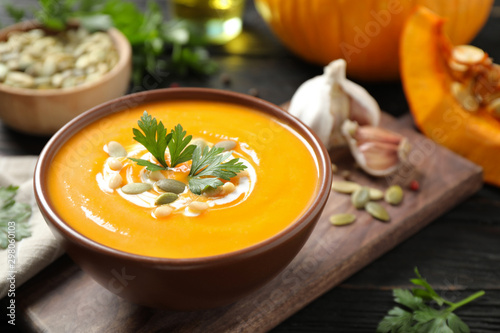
0,156,64,299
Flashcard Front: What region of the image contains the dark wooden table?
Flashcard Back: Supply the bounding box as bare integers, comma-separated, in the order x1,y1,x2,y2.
1,1,499,332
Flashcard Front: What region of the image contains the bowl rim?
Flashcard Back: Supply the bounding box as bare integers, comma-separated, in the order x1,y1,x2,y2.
34,87,332,268
0,20,131,96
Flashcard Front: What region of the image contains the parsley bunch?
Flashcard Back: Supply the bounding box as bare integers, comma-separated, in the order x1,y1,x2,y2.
0,185,32,249
377,268,485,333
129,112,247,195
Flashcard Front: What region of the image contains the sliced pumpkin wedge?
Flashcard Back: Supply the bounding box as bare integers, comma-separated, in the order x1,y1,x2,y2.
401,6,500,186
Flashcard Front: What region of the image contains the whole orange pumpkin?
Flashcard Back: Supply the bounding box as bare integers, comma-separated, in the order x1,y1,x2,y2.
255,0,493,81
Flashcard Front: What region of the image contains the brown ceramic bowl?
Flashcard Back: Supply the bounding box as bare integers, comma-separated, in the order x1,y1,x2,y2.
34,88,332,310
0,21,131,135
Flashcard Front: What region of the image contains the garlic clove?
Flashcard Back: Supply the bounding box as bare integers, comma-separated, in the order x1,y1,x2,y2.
342,79,380,127
342,119,411,177
288,75,336,146
288,59,380,149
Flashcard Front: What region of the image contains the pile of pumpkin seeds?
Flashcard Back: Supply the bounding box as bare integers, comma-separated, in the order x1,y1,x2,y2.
329,180,404,226
0,28,119,89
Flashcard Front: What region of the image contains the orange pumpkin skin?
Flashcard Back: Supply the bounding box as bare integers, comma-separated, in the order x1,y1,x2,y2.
401,6,500,186
255,0,493,81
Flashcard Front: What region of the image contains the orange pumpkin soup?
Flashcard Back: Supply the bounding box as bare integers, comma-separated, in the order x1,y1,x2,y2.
48,100,319,258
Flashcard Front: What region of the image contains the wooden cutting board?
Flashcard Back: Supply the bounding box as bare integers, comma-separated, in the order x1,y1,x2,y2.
17,113,482,333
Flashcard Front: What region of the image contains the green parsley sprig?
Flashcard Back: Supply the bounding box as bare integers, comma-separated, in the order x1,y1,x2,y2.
129,111,247,195
377,268,485,333
129,111,196,170
168,124,196,168
188,146,247,195
0,185,32,249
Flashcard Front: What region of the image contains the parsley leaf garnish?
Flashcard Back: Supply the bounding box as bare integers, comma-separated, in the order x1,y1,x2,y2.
188,146,247,195
129,111,247,194
0,185,32,249
168,124,196,168
129,111,171,171
377,268,485,333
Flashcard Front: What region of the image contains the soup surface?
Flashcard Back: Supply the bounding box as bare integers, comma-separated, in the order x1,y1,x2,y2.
48,100,319,258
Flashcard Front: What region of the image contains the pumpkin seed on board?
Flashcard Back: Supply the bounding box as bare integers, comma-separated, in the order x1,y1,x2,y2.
156,179,186,194
385,185,404,205
329,213,356,226
332,180,361,194
365,202,390,222
155,192,179,205
121,182,153,195
368,188,384,201
351,187,370,209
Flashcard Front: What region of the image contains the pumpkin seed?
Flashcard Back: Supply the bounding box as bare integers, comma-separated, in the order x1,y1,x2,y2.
450,82,479,112
384,185,404,205
452,45,485,65
222,182,236,194
154,205,173,218
332,180,361,194
107,158,123,171
107,141,127,157
340,170,351,180
156,179,186,194
368,188,384,201
238,169,249,177
148,170,165,181
189,201,209,213
488,98,500,118
108,173,122,189
5,72,35,88
329,213,356,226
203,186,223,197
0,63,8,81
214,140,237,151
191,138,207,151
351,186,370,209
121,182,153,195
155,192,178,205
365,202,390,222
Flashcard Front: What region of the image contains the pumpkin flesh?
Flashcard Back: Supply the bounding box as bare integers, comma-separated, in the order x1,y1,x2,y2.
401,6,500,186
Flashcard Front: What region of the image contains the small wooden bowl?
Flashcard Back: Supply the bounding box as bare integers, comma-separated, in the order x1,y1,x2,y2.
34,88,332,310
0,21,131,135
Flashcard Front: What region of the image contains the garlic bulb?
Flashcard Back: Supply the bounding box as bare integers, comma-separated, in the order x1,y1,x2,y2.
341,120,411,177
288,59,380,148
